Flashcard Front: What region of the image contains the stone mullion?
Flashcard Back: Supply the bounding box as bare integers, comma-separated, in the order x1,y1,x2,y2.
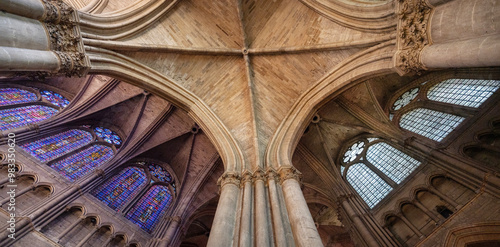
207,172,241,247
74,225,98,247
412,199,444,223
56,217,84,241
397,213,424,238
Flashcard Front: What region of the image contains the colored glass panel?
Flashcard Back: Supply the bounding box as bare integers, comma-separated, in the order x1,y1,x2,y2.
50,145,114,181
41,90,70,108
148,164,172,183
0,88,37,106
428,79,500,108
0,105,58,131
400,108,465,142
92,167,147,211
347,163,392,208
126,185,173,233
94,127,122,146
21,129,93,163
366,142,420,184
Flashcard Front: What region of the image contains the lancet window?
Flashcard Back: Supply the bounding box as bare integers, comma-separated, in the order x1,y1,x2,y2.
0,86,70,131
340,137,421,208
91,161,177,233
389,77,500,142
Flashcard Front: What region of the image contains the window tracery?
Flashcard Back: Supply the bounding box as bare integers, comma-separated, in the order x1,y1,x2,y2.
340,137,421,208
91,161,177,233
389,77,499,142
0,86,71,131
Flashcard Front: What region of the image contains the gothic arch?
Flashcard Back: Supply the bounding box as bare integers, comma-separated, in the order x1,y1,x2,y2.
443,223,500,247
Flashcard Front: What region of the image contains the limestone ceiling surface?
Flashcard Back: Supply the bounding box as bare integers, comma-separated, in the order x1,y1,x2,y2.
73,0,397,171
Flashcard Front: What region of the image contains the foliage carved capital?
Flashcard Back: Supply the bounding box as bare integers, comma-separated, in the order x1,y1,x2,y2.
394,0,433,75
218,172,241,188
277,166,302,184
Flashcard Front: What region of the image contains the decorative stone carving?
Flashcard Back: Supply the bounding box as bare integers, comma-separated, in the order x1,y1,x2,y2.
277,166,302,184
252,168,266,183
394,0,432,75
240,171,253,187
265,168,279,181
218,172,241,188
40,0,90,78
42,0,75,23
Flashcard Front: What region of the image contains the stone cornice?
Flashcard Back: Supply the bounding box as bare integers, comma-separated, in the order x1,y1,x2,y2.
394,0,433,75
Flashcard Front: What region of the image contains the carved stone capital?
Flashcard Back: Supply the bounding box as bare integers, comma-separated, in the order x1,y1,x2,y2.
240,171,253,187
218,172,241,188
265,168,279,181
42,0,75,23
394,0,432,75
277,166,302,184
252,168,266,183
46,23,80,52
54,51,90,77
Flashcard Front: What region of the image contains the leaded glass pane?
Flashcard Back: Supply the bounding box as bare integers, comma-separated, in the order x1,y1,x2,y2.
41,90,70,108
50,145,114,181
340,166,345,175
393,88,419,110
126,185,173,233
428,79,500,108
148,164,173,183
0,88,37,106
343,141,365,163
366,142,420,184
0,105,58,131
400,108,465,142
92,167,147,211
346,163,392,208
20,129,93,163
94,127,122,146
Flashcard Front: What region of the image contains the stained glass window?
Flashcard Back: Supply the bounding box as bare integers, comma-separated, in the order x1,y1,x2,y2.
92,167,147,211
393,88,419,110
0,105,58,131
20,129,93,163
94,127,122,146
126,185,173,233
346,163,392,208
400,108,465,142
0,88,37,106
50,145,114,181
366,143,420,184
148,164,173,183
41,90,70,108
428,79,500,108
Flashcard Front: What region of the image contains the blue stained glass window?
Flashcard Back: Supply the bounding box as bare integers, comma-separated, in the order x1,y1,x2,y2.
148,164,173,183
0,88,37,106
50,145,114,181
347,163,392,208
41,90,70,108
126,185,173,233
0,105,58,131
94,127,122,146
92,167,147,211
20,129,93,163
